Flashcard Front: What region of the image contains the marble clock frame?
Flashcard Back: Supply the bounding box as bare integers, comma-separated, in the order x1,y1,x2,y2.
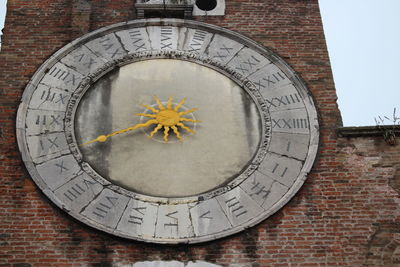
16,19,319,244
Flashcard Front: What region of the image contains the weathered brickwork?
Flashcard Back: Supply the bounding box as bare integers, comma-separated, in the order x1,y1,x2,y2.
0,0,399,266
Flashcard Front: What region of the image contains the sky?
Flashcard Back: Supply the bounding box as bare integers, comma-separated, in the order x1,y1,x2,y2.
0,1,399,126
319,0,400,126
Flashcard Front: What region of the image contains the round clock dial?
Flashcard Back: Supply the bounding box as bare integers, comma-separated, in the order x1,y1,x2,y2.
16,19,319,244
75,59,262,197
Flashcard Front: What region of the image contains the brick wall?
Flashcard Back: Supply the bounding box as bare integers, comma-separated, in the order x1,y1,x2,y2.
0,0,399,266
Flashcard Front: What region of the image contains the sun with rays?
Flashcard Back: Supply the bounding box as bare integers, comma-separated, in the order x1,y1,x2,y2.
136,96,200,143
80,96,200,146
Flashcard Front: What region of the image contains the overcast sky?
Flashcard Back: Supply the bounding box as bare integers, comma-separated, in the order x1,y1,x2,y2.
319,0,400,126
1,1,399,126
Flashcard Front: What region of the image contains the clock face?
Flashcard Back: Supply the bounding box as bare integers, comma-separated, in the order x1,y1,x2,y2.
75,59,262,197
16,19,319,244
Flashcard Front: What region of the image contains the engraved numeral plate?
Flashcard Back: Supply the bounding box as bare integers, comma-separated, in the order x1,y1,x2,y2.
82,189,130,229
116,199,158,238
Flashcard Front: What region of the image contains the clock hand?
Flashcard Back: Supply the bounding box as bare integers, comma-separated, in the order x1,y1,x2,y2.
81,119,158,146
81,96,200,145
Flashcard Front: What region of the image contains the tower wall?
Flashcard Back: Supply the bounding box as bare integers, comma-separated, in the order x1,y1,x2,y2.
0,1,399,266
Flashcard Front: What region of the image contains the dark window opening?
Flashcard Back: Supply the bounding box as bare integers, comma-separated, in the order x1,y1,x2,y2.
143,10,185,19
195,0,217,11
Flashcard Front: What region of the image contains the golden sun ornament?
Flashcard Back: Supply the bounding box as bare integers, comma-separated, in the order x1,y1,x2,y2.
138,96,200,143
81,96,200,146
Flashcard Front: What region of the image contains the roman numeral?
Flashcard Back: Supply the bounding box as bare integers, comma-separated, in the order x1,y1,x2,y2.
243,56,260,68
272,118,291,128
40,89,68,104
236,55,261,74
249,177,270,199
128,29,146,51
37,136,64,151
50,115,61,125
236,64,248,74
294,118,309,129
35,115,47,125
39,140,44,150
199,210,213,220
40,90,55,102
193,30,207,41
188,30,207,52
63,179,96,202
266,94,301,108
213,44,233,60
35,115,61,126
213,52,226,59
220,44,233,54
74,53,96,69
92,196,118,218
63,183,85,201
160,27,173,49
49,66,68,80
55,160,68,174
128,29,141,42
99,36,124,58
272,163,288,178
110,48,123,58
99,36,114,50
164,211,178,232
286,141,291,152
225,197,247,218
272,118,309,129
128,206,146,225
47,136,59,149
254,71,286,89
48,66,77,85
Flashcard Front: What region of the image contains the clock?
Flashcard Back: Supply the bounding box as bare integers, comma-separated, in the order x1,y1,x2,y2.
16,19,319,244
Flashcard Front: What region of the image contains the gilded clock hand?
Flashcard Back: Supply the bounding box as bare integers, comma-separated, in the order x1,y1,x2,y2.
81,96,200,146
81,119,158,146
